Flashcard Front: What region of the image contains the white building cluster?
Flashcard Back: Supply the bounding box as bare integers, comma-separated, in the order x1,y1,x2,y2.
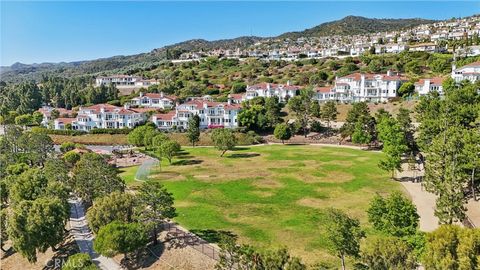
95,75,159,88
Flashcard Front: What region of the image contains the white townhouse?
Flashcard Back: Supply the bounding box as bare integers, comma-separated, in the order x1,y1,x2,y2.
95,75,159,88
245,82,301,102
314,71,407,103
130,92,177,109
71,104,147,131
152,99,242,130
95,75,142,87
53,118,75,130
414,77,444,96
451,62,480,83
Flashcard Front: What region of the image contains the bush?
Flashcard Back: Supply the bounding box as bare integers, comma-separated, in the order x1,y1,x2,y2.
60,142,76,153
89,128,131,135
64,151,81,165
32,127,87,136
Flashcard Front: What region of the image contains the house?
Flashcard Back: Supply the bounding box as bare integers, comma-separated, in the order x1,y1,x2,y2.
408,43,441,53
245,82,301,102
130,92,177,109
313,86,335,102
332,71,407,102
451,62,480,83
95,75,159,88
227,93,245,104
152,98,242,130
414,77,444,95
71,104,147,131
95,75,142,87
54,118,75,130
37,106,74,127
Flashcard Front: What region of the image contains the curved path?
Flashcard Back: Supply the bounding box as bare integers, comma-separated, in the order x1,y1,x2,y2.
69,197,122,270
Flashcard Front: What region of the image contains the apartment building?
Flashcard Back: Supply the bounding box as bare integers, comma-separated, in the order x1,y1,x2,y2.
130,92,177,109
95,75,159,88
452,62,480,83
152,98,242,130
244,82,301,102
414,77,444,95
71,104,147,131
314,71,406,103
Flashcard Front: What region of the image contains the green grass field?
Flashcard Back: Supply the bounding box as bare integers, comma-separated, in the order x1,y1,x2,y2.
118,165,139,185
141,145,402,265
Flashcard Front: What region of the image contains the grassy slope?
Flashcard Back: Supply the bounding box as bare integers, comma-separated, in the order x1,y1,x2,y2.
118,165,139,185
143,145,402,265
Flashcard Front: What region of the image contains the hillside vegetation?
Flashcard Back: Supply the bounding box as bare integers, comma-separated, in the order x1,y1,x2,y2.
279,16,435,39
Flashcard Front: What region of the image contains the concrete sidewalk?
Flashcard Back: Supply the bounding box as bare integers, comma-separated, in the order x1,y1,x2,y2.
69,198,122,270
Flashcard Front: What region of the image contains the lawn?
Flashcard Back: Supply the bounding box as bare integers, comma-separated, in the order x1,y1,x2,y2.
142,145,402,265
118,165,139,185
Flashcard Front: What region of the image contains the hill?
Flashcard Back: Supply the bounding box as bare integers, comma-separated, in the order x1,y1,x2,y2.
279,16,435,39
1,16,436,83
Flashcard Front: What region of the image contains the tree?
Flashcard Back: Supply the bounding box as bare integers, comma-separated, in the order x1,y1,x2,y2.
397,82,415,97
422,225,480,270
211,129,237,157
376,115,409,178
325,208,365,270
351,115,375,145
15,114,33,128
231,82,246,94
265,96,282,128
64,150,81,166
18,130,54,166
0,209,9,252
62,253,98,270
288,88,315,137
310,101,321,118
320,101,338,133
86,191,137,233
274,123,292,144
143,127,159,150
93,221,148,260
127,125,157,147
72,153,125,206
7,198,69,263
43,158,71,185
137,181,176,245
341,102,371,140
186,114,201,147
367,191,419,237
9,168,49,204
396,108,415,150
60,142,76,153
361,236,417,270
160,140,181,164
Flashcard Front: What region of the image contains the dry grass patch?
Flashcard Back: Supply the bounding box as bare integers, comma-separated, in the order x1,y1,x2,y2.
302,171,354,183
252,178,284,189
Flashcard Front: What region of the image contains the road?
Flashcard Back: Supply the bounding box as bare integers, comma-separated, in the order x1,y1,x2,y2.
69,197,122,270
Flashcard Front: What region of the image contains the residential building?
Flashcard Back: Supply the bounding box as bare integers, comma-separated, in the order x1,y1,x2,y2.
245,82,301,102
331,71,407,102
414,77,444,95
95,75,142,87
152,98,242,130
130,92,177,109
53,118,75,130
71,104,147,131
37,106,73,127
451,62,480,83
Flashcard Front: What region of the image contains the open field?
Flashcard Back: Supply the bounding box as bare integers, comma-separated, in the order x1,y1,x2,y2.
118,165,140,185
141,145,402,265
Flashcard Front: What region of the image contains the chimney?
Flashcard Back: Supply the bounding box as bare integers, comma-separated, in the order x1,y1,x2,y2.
160,91,164,98
227,98,232,105
287,80,291,86
139,92,144,97
267,83,271,90
387,70,393,76
124,104,130,110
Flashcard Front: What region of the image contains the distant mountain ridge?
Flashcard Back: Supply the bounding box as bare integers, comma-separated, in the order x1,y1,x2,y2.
0,15,438,82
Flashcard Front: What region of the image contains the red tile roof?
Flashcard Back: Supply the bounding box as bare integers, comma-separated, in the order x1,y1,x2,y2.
154,111,176,121
315,86,333,93
55,118,75,124
415,77,444,86
461,61,480,68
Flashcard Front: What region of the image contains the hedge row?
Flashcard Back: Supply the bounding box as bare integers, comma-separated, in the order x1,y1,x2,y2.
89,128,132,134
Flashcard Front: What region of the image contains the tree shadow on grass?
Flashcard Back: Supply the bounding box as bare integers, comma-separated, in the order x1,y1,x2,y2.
189,229,237,243
171,159,203,166
232,147,251,151
227,153,260,159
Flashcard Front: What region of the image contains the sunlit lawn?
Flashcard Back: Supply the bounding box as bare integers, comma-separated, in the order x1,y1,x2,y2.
118,165,139,185
141,145,402,265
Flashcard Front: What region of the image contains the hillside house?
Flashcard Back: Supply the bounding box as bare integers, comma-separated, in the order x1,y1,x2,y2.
452,62,480,83
414,77,444,95
130,92,177,109
71,104,147,131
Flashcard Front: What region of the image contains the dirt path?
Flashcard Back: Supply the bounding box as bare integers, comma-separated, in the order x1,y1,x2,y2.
399,181,439,232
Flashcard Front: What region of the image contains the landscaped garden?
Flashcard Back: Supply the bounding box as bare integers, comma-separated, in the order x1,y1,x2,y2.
133,144,403,265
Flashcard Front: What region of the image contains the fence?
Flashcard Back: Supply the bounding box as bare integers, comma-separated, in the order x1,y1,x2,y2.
161,222,221,261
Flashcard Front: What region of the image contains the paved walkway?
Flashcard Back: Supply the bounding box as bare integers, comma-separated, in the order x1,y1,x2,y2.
69,198,122,270
466,199,480,228
399,181,439,232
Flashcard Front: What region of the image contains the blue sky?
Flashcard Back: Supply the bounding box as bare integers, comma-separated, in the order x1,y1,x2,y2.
1,1,478,66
